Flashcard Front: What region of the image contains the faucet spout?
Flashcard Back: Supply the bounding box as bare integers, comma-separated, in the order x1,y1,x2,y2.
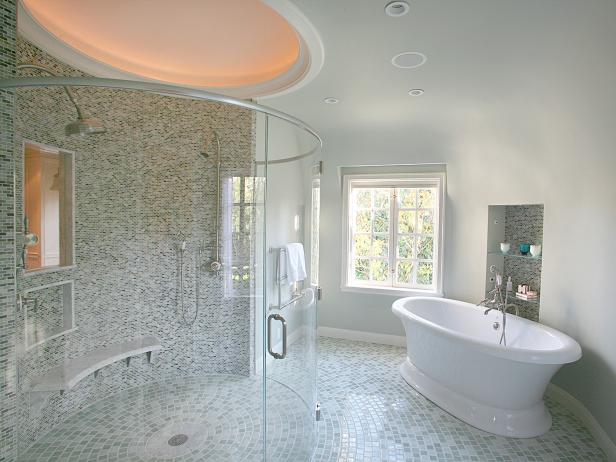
479,267,514,345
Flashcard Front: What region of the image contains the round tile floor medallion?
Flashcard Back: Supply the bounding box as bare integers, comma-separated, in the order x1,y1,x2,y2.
19,371,312,461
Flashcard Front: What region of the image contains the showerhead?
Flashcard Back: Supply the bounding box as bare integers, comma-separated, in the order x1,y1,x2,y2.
16,63,107,138
200,130,220,160
65,117,106,137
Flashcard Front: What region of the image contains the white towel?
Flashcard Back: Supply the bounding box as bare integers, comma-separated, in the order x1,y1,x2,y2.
284,243,307,283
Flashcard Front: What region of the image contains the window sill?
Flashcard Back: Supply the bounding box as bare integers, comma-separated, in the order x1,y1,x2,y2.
341,284,443,298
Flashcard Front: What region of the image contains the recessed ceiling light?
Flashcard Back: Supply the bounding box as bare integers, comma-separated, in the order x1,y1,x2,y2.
323,97,339,104
408,89,424,96
385,1,410,17
391,51,427,69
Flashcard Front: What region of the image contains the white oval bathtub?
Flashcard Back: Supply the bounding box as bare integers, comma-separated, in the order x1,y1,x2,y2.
392,296,581,438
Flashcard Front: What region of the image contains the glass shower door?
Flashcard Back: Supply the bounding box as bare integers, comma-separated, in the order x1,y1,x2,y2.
263,115,320,461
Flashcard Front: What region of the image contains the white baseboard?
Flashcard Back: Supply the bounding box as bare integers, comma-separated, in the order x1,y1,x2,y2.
318,326,406,347
546,384,616,461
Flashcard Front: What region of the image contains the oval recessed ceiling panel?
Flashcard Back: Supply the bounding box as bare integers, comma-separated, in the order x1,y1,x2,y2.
18,0,323,98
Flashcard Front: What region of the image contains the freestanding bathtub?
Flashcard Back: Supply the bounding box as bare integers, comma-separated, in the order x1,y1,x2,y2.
392,297,581,438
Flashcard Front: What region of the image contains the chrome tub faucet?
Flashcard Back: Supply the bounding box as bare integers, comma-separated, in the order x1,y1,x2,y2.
478,266,519,345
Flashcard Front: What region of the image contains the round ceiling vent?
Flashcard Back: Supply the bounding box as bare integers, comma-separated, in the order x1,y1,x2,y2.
391,52,427,69
408,89,424,96
323,97,339,104
385,1,410,17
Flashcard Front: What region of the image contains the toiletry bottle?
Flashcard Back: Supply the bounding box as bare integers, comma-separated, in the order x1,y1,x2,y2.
507,276,513,293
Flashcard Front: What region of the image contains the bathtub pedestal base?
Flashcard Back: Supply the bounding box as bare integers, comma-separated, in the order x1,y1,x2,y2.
400,359,552,438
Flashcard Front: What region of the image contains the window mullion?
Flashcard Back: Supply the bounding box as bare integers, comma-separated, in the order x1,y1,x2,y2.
390,188,397,287
349,188,356,284
412,190,419,286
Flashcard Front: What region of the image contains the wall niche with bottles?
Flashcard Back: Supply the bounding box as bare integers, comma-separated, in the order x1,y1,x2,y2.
485,204,544,321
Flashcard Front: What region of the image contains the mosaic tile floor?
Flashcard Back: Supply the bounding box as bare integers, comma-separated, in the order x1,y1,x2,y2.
313,337,607,462
19,338,606,461
18,375,311,462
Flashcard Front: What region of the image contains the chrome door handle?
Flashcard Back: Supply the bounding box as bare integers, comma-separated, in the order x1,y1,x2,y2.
267,313,287,359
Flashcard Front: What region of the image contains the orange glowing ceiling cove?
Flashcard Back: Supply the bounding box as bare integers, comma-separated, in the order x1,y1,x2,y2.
22,0,301,88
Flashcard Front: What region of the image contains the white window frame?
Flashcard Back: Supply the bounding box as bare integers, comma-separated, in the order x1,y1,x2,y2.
341,172,445,297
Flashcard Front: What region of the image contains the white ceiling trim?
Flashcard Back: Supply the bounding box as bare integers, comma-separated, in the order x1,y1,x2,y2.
17,0,324,99
259,0,324,100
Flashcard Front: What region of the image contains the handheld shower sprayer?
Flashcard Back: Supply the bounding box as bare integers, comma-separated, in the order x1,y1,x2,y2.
174,232,199,326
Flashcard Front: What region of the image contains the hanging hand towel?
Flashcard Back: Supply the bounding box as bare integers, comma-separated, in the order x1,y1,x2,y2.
284,242,307,283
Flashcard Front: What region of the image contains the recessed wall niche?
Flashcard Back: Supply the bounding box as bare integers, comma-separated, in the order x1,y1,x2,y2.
23,280,75,350
485,204,544,321
23,141,74,273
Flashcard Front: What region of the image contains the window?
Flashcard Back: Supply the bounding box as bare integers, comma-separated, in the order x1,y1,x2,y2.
342,172,445,295
224,175,265,297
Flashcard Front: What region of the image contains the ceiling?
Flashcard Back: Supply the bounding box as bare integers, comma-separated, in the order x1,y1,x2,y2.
19,0,322,98
17,0,616,137
262,0,616,137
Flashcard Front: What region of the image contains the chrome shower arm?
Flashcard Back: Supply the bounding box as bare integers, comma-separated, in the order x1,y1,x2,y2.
17,62,85,119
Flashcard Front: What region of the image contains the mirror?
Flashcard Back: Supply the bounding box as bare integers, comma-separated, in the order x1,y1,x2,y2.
23,280,75,349
23,141,74,272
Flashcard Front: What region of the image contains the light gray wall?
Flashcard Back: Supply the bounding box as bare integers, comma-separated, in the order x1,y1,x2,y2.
316,82,616,443
264,0,616,444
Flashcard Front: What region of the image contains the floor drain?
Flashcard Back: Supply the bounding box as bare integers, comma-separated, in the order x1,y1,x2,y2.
168,434,189,446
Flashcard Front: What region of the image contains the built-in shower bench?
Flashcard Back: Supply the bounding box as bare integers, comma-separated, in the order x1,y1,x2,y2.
27,336,161,393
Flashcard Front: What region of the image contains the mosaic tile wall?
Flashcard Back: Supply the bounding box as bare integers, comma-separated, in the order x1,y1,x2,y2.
504,204,544,321
11,39,259,454
0,1,16,461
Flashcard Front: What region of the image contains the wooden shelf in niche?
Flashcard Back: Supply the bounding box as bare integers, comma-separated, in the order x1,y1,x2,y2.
27,336,161,393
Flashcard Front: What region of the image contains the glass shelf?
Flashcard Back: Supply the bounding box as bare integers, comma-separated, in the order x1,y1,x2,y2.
488,251,542,261
512,296,540,305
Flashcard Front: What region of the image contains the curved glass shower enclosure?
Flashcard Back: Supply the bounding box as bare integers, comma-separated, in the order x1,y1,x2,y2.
3,43,320,462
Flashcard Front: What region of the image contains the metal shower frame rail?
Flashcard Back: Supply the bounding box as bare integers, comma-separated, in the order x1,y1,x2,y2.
0,76,323,154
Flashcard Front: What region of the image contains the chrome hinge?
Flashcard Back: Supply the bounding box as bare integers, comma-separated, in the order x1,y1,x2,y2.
315,402,321,421
312,161,323,176
316,286,322,301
